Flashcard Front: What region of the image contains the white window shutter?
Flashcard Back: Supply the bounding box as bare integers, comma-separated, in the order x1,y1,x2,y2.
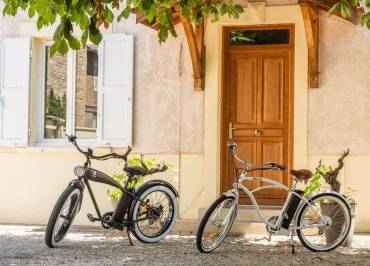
97,33,133,147
0,37,31,147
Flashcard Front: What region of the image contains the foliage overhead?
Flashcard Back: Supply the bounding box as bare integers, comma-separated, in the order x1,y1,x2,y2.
2,0,243,56
2,0,369,56
328,0,370,29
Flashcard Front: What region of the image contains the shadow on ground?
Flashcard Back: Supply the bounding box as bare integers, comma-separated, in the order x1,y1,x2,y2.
1,225,370,265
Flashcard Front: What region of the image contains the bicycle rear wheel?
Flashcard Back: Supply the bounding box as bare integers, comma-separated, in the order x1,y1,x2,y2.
196,195,237,253
296,193,351,252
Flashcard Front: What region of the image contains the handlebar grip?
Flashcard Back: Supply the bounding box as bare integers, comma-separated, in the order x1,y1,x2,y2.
67,135,77,143
227,142,237,150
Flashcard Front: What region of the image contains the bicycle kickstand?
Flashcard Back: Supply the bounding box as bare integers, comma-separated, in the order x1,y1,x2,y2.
127,228,134,246
290,231,296,255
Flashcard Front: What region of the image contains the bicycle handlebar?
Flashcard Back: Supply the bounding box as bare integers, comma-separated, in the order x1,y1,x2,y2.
227,142,286,172
67,135,168,176
67,134,132,161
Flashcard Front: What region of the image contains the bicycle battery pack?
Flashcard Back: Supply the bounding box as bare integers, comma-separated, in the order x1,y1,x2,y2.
111,188,134,224
281,189,304,230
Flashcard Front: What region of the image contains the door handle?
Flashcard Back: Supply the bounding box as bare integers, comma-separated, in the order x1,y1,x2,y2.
254,129,262,136
228,122,236,140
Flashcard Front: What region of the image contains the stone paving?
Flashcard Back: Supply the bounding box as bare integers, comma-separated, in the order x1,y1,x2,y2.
1,225,370,265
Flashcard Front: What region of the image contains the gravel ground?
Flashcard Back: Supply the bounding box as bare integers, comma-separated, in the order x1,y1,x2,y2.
1,225,370,266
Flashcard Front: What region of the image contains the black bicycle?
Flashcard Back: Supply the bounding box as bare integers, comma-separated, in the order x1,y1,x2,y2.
45,135,178,248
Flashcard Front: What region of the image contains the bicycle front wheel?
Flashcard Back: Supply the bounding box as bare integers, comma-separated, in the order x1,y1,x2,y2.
45,184,82,248
196,195,237,253
296,193,351,252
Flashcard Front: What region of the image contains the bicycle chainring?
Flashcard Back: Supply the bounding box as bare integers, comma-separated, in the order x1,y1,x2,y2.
266,216,279,234
101,212,113,229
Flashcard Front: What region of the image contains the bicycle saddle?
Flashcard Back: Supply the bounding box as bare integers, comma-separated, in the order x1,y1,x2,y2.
290,169,313,181
124,165,146,176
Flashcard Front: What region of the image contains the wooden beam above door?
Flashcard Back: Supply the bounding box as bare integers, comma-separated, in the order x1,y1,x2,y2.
180,17,205,90
300,1,320,88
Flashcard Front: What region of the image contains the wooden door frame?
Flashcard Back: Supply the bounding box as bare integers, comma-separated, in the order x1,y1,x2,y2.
220,24,295,204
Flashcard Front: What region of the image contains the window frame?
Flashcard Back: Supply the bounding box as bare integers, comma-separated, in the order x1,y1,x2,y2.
37,41,98,147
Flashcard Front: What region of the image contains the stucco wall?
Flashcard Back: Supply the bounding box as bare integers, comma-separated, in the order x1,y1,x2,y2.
307,12,370,232
309,13,370,155
0,12,204,154
0,11,205,224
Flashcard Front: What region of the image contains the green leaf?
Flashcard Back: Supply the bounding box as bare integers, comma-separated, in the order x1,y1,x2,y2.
118,6,132,21
28,6,35,18
59,39,69,55
49,41,61,57
340,1,351,18
366,0,370,8
104,7,114,23
81,29,89,47
67,35,81,50
181,6,192,18
36,17,44,30
328,2,341,17
89,22,103,45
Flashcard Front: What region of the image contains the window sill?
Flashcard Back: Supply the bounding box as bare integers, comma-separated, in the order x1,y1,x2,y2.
0,146,113,155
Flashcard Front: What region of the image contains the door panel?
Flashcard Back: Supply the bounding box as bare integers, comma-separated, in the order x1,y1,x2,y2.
262,58,284,124
235,58,257,124
222,30,293,206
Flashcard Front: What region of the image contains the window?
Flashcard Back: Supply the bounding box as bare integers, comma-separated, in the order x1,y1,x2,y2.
42,44,98,141
44,47,68,139
75,46,98,139
229,29,290,45
0,34,133,147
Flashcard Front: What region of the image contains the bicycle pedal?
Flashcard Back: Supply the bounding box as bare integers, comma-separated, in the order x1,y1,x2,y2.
87,213,99,222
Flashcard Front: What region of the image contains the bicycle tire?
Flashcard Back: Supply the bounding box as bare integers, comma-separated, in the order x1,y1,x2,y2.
196,195,237,253
45,184,82,248
296,192,351,252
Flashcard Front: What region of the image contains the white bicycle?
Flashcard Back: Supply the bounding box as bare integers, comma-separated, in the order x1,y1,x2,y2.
196,143,351,253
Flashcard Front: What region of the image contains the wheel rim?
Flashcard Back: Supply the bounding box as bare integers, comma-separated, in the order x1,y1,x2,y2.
299,195,350,251
135,190,174,238
201,198,236,252
51,189,80,246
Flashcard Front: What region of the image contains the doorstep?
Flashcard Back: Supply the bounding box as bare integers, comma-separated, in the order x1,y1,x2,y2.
171,206,283,235
172,219,268,235
198,205,281,223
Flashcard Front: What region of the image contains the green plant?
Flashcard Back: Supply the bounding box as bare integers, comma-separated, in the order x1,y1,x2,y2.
46,89,67,119
305,149,354,202
107,155,172,200
304,163,330,197
343,186,357,203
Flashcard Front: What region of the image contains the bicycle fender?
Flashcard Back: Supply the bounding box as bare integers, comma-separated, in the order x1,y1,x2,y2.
293,190,351,228
68,179,84,213
135,180,179,198
223,189,237,198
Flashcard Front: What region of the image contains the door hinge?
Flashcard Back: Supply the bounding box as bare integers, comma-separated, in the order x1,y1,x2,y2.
28,127,31,137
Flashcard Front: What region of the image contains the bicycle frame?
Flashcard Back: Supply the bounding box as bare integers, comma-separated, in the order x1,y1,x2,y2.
225,172,329,232
72,166,159,229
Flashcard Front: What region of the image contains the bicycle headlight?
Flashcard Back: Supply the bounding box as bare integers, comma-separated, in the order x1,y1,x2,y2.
74,166,86,177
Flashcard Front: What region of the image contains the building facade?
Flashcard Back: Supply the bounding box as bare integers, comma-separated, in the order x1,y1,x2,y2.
0,2,369,232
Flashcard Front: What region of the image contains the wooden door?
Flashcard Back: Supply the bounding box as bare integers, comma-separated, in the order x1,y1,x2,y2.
221,26,294,206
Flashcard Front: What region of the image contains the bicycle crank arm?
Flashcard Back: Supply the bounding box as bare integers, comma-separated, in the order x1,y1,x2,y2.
87,213,101,223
